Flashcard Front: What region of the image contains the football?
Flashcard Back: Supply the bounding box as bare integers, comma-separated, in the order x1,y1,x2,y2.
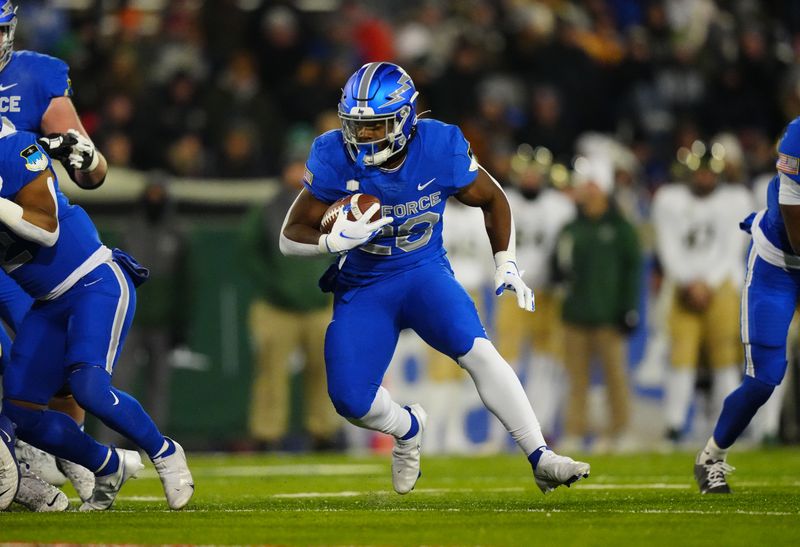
320,193,382,233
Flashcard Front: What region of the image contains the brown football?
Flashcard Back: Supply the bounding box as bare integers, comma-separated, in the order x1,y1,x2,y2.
320,193,382,234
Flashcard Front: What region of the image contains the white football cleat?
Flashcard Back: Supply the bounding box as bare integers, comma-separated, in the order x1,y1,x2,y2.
14,439,67,487
57,457,95,503
80,449,144,511
0,416,20,511
391,404,427,495
16,463,69,512
533,449,590,494
152,438,194,510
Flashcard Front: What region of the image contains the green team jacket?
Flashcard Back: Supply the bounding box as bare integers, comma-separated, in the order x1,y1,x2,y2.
239,191,331,312
553,205,641,326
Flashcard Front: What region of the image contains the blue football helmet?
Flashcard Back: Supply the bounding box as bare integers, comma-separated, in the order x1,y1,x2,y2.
0,1,16,71
338,62,418,167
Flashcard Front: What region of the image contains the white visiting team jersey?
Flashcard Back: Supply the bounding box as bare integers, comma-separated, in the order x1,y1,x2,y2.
652,182,754,288
441,199,493,292
505,187,576,289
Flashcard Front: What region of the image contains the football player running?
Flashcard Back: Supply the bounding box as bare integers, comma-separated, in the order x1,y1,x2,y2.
0,119,194,511
695,117,800,493
0,0,110,507
281,62,590,494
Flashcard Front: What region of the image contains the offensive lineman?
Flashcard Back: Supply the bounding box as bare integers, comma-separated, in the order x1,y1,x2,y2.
0,0,110,507
0,120,193,511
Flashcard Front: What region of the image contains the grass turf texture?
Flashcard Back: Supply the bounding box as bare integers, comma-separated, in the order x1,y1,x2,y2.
1,449,798,546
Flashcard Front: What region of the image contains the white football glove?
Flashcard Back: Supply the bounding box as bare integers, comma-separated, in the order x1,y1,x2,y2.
318,204,394,254
38,129,99,173
65,129,99,172
494,259,535,312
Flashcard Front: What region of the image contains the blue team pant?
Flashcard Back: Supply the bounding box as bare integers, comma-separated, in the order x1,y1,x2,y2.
2,259,135,404
740,246,800,386
0,272,33,333
0,273,34,375
325,258,486,419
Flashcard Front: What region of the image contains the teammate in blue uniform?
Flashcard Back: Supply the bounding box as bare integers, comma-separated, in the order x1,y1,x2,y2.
0,120,194,511
695,117,800,493
0,0,111,504
281,62,590,494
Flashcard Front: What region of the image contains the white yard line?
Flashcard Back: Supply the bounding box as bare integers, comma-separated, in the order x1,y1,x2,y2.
136,463,383,479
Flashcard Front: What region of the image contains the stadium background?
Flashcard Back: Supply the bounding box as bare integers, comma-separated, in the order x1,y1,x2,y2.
15,0,800,451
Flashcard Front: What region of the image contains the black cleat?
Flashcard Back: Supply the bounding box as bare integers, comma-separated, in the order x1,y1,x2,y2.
694,452,734,494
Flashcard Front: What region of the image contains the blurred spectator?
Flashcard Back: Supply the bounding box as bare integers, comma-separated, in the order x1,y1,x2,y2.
215,122,269,179
15,0,797,188
652,145,753,445
494,145,576,438
553,158,641,452
205,49,284,175
239,159,340,451
114,177,190,432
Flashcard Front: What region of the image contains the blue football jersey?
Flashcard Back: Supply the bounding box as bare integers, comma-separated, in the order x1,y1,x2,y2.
0,128,102,298
755,175,792,254
305,119,479,286
0,50,72,133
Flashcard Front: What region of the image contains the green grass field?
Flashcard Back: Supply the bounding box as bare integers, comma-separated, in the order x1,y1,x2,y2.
1,449,799,546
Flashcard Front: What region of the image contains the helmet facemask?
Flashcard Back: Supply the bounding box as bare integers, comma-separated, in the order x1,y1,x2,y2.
0,2,16,72
339,104,414,167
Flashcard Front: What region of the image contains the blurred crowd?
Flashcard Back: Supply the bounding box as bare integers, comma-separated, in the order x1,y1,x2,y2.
14,0,800,189
16,0,800,450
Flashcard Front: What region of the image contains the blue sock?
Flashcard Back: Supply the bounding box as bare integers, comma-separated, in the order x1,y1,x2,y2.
96,448,121,477
399,406,419,440
69,366,166,459
713,375,774,449
527,445,549,470
153,437,176,459
2,400,114,473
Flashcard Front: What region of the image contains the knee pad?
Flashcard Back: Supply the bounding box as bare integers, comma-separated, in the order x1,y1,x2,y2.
328,386,375,420
746,344,788,386
1,400,44,437
741,375,775,406
67,365,115,415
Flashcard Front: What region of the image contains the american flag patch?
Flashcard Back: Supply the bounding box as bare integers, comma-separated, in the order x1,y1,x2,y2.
303,167,314,185
777,153,799,175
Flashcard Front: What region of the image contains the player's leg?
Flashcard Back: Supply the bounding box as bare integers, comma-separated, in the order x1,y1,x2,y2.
325,284,424,493
406,261,589,493
45,392,94,501
301,305,340,450
494,292,526,363
325,285,410,436
2,305,140,511
595,326,632,448
63,261,192,509
704,280,744,427
664,288,702,443
561,323,592,449
247,299,294,448
0,275,72,490
696,250,798,493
